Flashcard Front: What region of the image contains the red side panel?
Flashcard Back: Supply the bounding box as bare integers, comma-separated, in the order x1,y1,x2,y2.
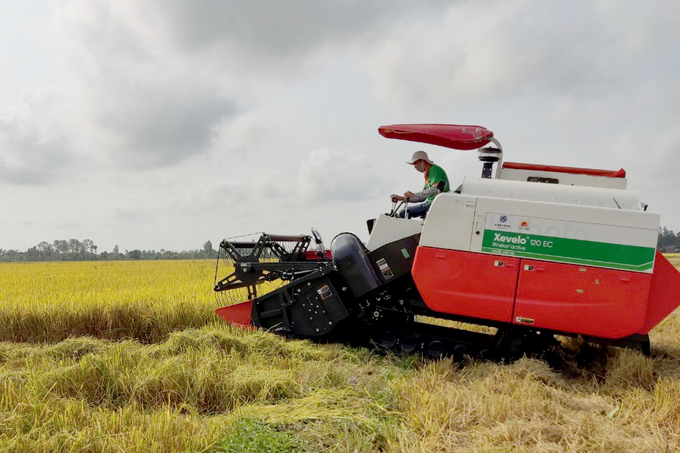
502,161,626,178
305,250,332,260
638,252,680,334
412,247,519,323
215,301,254,328
513,260,651,338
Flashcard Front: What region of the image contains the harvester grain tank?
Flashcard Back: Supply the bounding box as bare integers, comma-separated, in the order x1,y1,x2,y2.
213,124,680,359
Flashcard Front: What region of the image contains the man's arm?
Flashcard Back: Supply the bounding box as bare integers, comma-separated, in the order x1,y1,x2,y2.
404,186,440,203
392,183,444,202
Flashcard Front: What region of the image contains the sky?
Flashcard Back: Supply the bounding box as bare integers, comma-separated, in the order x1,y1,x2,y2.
1,0,679,253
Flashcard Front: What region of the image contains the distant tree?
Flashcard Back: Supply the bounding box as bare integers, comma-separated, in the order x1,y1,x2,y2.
658,227,680,252
82,239,96,255
37,241,53,257
53,240,69,257
68,239,84,259
202,241,214,258
127,249,142,260
25,246,39,261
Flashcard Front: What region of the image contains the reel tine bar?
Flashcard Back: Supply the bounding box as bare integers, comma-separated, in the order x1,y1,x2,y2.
214,233,314,306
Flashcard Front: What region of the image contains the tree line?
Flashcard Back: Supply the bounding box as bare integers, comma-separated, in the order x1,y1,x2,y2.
2,228,680,262
658,227,680,253
0,239,217,262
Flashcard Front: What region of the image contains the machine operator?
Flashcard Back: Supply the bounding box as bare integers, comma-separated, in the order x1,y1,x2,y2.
390,150,450,219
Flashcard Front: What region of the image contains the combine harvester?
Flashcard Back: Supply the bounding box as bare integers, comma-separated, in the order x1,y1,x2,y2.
213,124,680,360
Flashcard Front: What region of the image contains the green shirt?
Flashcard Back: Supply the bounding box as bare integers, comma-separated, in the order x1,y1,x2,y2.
423,164,449,203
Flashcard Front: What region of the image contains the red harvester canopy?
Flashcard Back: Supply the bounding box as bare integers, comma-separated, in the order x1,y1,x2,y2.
378,124,494,151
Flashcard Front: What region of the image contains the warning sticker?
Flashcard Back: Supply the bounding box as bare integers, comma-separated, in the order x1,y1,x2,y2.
317,285,332,300
376,258,394,280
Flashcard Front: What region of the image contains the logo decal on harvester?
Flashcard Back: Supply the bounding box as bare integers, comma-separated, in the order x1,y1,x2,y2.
481,213,656,272
493,232,527,245
493,214,512,230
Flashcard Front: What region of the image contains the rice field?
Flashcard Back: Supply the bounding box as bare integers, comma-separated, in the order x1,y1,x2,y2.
1,258,680,452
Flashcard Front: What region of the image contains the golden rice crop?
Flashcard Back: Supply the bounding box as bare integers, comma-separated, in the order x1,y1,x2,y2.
0,259,680,452
0,260,217,343
666,252,680,267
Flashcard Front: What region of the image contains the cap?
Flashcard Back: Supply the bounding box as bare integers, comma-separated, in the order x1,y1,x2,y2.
406,150,433,165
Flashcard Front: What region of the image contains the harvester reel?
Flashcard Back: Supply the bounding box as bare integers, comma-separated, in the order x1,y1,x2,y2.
214,233,315,306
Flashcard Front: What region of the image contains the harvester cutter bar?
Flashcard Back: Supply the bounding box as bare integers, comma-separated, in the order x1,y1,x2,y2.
229,261,327,272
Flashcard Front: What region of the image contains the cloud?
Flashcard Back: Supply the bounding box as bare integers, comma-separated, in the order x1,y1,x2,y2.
124,0,452,60
181,179,249,212
0,92,74,185
56,0,457,89
297,147,386,201
57,0,237,169
37,0,458,173
89,77,235,168
110,195,152,222
363,0,680,111
208,112,272,159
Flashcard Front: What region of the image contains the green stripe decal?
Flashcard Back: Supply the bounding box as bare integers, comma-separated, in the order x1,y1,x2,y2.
481,230,655,271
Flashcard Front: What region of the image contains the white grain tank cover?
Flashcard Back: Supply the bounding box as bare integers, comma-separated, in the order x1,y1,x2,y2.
461,177,642,211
